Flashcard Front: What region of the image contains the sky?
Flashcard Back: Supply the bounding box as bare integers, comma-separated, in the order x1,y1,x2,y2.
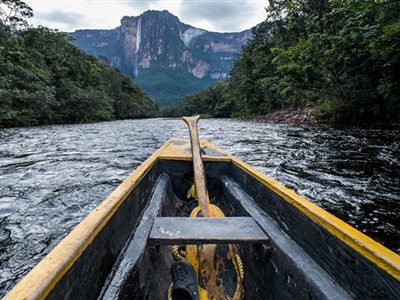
26,0,268,33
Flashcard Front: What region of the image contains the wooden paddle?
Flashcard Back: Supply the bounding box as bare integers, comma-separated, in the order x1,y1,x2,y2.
182,115,211,217
182,115,244,300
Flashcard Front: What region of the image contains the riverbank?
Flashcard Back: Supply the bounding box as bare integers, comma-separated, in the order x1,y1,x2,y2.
246,108,317,125
246,108,400,129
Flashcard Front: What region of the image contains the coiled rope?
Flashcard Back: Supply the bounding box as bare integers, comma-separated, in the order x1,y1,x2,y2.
169,179,245,299
172,184,245,278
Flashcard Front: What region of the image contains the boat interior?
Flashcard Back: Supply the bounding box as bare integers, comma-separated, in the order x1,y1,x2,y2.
44,158,399,300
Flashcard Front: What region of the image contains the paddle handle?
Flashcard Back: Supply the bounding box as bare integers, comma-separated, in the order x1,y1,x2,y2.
182,115,210,217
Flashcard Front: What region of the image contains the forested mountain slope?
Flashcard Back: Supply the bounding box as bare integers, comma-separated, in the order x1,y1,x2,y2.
70,10,251,106
0,1,157,128
178,0,400,127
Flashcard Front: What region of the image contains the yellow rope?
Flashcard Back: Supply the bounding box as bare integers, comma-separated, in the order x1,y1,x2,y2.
187,183,198,200
167,282,173,300
172,245,185,261
168,184,245,299
236,254,244,280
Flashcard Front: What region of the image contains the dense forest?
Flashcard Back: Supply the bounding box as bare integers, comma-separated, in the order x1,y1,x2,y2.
2,0,399,128
0,1,158,128
177,0,400,127
135,68,217,107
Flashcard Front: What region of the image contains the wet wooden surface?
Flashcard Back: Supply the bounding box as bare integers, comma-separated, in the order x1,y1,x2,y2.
149,217,269,245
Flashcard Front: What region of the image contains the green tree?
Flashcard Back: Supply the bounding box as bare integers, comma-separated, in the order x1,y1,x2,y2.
0,0,33,28
0,22,158,127
181,0,399,127
268,0,399,125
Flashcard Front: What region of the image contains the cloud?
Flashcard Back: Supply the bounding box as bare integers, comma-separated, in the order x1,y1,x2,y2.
120,0,266,32
179,0,266,32
30,9,88,31
40,10,87,26
27,0,267,33
121,0,184,19
29,1,132,31
121,0,166,12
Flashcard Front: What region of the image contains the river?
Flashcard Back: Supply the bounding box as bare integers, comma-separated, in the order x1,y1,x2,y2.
0,118,399,296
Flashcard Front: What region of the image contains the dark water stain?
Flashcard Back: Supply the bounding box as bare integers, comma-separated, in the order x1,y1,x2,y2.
0,119,399,296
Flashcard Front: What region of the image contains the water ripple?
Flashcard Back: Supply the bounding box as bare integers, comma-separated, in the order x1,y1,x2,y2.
0,119,399,296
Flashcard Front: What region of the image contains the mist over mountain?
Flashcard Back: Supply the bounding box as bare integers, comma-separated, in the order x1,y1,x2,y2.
70,10,251,106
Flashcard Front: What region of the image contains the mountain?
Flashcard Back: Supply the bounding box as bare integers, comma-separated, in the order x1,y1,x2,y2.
69,10,251,106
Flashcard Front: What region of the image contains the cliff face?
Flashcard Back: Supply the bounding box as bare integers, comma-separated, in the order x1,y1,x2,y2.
70,10,251,105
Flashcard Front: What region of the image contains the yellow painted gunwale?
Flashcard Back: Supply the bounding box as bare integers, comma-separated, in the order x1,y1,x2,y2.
5,138,399,300
163,138,400,281
230,157,400,281
158,137,232,162
4,138,175,300
161,138,400,281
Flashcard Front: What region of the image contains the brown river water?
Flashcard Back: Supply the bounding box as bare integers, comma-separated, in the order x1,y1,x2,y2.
0,118,399,296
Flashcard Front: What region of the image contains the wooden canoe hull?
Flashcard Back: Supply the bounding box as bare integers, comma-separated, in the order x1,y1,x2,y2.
5,138,400,299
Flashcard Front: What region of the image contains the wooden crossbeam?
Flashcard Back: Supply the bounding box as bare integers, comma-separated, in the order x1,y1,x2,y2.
149,217,269,245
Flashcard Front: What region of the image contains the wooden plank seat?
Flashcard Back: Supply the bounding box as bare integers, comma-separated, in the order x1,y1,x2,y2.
149,217,269,245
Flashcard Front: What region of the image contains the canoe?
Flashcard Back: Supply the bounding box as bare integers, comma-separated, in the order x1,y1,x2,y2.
4,136,400,299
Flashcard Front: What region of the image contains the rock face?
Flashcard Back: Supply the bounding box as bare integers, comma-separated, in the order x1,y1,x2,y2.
70,10,251,105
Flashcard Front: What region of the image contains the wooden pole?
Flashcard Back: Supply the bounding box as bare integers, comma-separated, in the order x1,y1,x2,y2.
182,115,210,217
182,115,244,299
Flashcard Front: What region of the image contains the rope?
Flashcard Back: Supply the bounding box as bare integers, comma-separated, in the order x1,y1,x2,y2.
172,245,185,261
168,184,245,299
187,183,198,200
186,183,244,280
236,254,244,280
168,282,173,300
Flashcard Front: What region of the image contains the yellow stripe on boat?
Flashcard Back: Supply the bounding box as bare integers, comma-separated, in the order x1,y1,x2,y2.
3,139,173,300
159,138,400,281
231,156,400,281
4,138,399,299
158,138,231,162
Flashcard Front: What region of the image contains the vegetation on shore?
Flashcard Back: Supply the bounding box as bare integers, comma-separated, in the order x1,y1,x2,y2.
1,0,399,128
177,0,399,127
0,1,158,128
135,68,217,107
247,108,317,125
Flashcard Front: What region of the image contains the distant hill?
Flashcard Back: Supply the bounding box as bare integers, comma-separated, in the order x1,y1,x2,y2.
70,10,251,106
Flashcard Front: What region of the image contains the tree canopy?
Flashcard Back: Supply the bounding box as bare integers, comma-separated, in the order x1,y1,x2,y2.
178,0,400,127
0,2,158,128
0,0,33,28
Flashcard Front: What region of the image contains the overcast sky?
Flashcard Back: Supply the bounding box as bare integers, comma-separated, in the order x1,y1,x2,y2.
27,0,268,33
